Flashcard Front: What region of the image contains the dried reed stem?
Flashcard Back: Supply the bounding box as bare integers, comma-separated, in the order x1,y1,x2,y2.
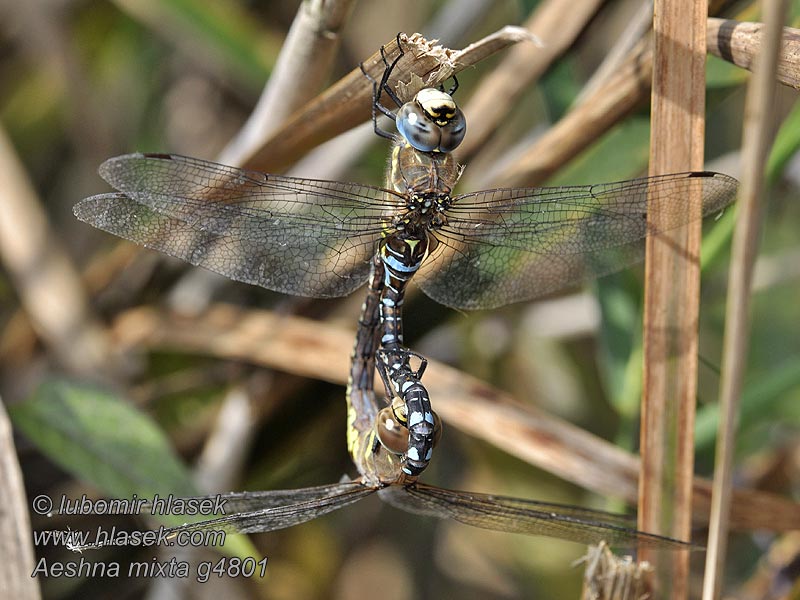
707,18,800,90
218,0,357,166
639,0,707,595
241,27,533,172
580,542,652,600
702,3,790,599
471,35,654,190
0,399,40,600
0,126,113,376
576,1,653,105
456,0,601,161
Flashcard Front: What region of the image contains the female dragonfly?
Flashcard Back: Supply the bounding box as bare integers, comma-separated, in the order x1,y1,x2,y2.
74,40,738,476
71,281,696,552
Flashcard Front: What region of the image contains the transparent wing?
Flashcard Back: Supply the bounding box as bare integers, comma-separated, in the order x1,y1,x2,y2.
159,483,375,536
417,172,738,310
70,483,375,551
74,153,405,297
380,483,694,549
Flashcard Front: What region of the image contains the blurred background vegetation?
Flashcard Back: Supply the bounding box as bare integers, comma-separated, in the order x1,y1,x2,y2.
1,1,799,599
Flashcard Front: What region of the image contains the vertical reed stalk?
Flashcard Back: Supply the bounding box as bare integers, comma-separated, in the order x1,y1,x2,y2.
639,0,707,595
0,400,39,600
701,2,789,598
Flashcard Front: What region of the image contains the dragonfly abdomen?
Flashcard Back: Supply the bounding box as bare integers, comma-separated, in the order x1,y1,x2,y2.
375,234,437,475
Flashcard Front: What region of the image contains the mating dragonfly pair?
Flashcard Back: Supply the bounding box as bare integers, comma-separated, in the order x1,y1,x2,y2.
74,35,737,548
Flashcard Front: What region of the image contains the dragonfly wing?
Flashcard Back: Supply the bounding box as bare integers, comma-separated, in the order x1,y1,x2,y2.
418,172,738,310
75,153,404,298
161,482,374,536
381,483,694,549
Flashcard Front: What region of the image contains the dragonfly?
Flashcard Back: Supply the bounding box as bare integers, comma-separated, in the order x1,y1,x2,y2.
69,36,731,552
70,256,697,552
74,38,739,477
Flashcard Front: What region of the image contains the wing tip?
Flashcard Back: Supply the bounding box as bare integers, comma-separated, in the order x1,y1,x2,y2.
98,152,174,181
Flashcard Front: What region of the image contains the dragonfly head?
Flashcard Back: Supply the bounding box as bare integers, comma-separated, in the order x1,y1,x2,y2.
396,88,466,153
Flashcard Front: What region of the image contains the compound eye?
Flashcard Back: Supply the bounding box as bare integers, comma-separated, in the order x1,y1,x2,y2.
431,410,443,447
396,103,440,152
438,108,466,152
375,403,408,455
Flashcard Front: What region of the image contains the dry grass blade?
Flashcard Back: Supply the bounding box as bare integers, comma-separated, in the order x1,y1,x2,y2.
241,27,534,172
0,399,39,600
702,2,790,599
109,304,800,533
218,0,357,166
638,0,707,595
470,13,736,191
576,0,653,105
470,35,654,190
707,18,800,90
0,126,113,377
194,383,258,492
579,542,652,600
456,0,601,161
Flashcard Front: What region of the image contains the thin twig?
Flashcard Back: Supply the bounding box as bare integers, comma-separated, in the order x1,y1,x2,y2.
702,3,790,600
707,18,800,90
194,382,260,492
241,27,534,173
470,14,741,190
575,0,653,105
469,35,654,189
110,304,800,533
0,126,115,377
218,0,357,166
455,0,599,161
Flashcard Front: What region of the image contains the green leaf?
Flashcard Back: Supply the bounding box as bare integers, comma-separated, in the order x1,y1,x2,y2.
706,54,748,89
595,274,644,449
695,356,800,453
765,99,800,185
12,379,197,498
11,379,258,558
702,98,800,270
548,117,650,186
111,0,276,92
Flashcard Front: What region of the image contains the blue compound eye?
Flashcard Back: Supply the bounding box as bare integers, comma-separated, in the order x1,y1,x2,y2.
395,89,467,152
438,109,466,152
396,103,440,152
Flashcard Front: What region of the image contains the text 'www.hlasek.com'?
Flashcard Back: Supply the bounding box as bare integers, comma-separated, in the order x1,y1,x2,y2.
30,493,268,582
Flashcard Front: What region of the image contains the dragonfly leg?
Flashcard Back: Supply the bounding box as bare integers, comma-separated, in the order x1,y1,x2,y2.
376,34,405,108
360,34,409,141
375,346,436,476
437,75,459,96
375,347,398,401
403,349,428,379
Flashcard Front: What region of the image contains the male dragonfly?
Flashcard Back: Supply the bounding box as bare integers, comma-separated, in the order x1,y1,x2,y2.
74,39,738,477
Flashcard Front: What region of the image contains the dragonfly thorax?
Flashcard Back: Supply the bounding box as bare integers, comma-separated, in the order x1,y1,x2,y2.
396,88,466,153
390,191,448,233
